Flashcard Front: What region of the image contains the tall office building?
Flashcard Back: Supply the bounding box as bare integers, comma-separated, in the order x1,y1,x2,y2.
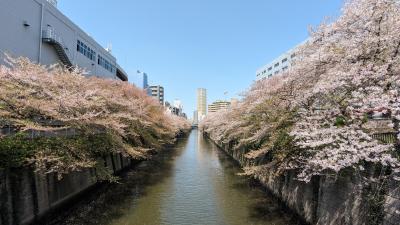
149,85,164,105
208,100,231,113
136,71,150,95
142,73,149,89
197,88,207,120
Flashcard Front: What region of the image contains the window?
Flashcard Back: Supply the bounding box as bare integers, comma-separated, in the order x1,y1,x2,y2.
274,63,280,67
268,67,272,71
282,66,289,71
275,70,280,75
98,54,116,73
291,53,296,58
263,70,266,74
268,74,272,78
282,58,288,63
77,40,96,61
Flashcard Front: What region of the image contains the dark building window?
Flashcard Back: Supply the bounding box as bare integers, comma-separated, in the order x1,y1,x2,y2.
77,40,96,61
268,67,272,71
291,53,296,58
274,63,280,67
98,55,116,73
282,58,288,63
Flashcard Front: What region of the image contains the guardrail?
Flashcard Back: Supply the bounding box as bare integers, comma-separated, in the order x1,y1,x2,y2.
372,133,398,144
42,28,63,44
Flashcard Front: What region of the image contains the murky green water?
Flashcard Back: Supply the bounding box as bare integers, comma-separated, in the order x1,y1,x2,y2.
45,130,303,225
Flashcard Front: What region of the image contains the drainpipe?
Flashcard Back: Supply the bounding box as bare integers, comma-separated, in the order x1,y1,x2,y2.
38,3,44,64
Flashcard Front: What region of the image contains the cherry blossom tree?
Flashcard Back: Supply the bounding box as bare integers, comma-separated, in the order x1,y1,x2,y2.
0,56,190,178
201,0,400,182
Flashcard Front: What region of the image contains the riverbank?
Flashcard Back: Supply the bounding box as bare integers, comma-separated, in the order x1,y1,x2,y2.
202,132,400,225
0,131,190,225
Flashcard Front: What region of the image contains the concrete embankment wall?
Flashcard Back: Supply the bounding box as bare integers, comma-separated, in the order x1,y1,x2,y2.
0,153,135,225
207,134,400,225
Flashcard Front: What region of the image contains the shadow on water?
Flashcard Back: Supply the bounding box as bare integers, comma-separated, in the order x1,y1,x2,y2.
42,130,306,225
200,134,306,225
41,137,190,225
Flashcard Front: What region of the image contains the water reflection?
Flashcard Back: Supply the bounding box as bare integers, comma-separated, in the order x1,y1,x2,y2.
43,130,304,225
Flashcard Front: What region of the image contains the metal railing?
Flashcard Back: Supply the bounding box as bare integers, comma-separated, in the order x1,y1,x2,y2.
42,27,73,67
42,28,63,44
372,133,398,144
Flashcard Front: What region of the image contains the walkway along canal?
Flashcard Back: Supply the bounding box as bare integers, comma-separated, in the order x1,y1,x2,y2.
42,129,304,225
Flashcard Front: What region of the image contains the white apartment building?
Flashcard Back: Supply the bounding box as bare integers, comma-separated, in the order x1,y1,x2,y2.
256,41,306,80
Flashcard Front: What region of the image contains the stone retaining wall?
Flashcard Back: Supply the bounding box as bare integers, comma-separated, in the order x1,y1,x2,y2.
208,133,400,225
0,153,135,225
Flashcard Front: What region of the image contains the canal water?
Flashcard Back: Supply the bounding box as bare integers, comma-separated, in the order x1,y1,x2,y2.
45,130,304,225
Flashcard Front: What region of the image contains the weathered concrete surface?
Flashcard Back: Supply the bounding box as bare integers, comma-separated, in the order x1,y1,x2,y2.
210,134,400,225
0,154,134,225
384,177,400,225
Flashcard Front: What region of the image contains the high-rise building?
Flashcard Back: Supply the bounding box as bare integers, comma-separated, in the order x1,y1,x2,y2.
136,71,151,95
143,73,149,89
197,88,207,120
208,100,231,113
149,85,164,105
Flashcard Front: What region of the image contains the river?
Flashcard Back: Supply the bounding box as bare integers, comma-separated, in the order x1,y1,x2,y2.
44,129,304,225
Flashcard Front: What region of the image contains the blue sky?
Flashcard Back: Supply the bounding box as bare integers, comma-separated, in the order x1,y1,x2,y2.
59,0,343,117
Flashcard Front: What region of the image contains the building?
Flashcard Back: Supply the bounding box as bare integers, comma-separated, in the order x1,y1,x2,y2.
192,110,198,125
165,99,185,117
197,88,207,120
136,70,150,95
165,100,186,118
173,99,183,113
174,100,187,118
256,41,305,80
165,102,178,115
149,85,164,105
208,100,231,113
0,0,128,81
142,73,149,89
